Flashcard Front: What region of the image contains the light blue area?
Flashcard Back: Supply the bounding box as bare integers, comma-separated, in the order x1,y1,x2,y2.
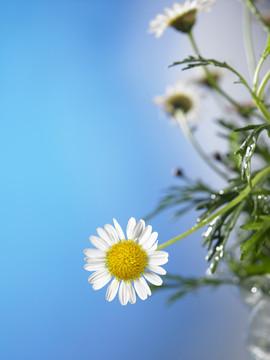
0,1,248,359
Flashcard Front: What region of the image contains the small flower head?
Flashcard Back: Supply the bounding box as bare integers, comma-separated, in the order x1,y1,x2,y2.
154,80,202,124
149,0,216,38
84,218,168,305
193,65,224,88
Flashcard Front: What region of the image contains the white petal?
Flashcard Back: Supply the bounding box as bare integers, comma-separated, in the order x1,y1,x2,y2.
89,236,109,250
139,276,151,296
88,269,109,284
84,260,106,271
144,271,163,286
148,250,169,266
148,15,168,38
97,227,114,246
113,218,125,240
92,273,111,290
164,7,173,16
147,264,166,275
126,217,136,239
141,231,158,251
119,281,129,306
148,255,168,266
132,219,145,240
133,279,147,300
148,250,168,257
84,248,105,259
173,3,183,12
104,224,119,244
138,225,152,246
196,0,216,12
106,278,120,302
127,282,136,304
147,242,158,252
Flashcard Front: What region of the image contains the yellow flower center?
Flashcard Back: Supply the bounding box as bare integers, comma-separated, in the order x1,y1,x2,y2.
106,240,148,281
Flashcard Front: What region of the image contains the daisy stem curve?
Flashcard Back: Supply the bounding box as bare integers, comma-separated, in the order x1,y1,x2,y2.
175,111,229,179
243,3,256,80
258,69,270,99
252,34,270,121
157,165,270,250
253,34,270,93
244,0,270,33
187,31,251,115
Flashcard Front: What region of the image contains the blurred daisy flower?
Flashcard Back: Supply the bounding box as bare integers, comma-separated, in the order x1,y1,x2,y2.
154,80,202,124
84,217,168,305
193,65,224,88
149,0,216,38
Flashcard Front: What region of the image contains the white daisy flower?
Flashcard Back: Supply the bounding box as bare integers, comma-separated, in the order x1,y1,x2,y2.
84,217,168,305
154,80,202,124
149,0,216,38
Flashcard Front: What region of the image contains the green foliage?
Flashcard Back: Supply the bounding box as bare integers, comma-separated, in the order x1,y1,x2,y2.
151,274,233,304
244,0,270,33
145,178,215,222
235,124,270,186
169,56,253,97
229,253,270,278
203,202,245,273
149,1,270,304
240,215,270,260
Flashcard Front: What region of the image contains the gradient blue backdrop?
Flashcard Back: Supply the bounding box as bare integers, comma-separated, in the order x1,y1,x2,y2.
1,1,257,359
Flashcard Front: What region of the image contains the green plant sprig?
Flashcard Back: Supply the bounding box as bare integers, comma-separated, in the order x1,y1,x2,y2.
157,165,270,251
244,0,270,33
234,123,270,186
169,55,270,121
151,273,237,304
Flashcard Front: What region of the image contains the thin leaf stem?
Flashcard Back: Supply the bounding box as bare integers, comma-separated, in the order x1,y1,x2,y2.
175,111,229,179
253,34,270,93
157,165,270,250
244,0,270,33
187,31,251,114
258,69,270,99
253,56,266,94
252,35,270,120
254,100,270,122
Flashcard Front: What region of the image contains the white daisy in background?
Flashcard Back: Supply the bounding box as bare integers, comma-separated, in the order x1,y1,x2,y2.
149,0,216,38
154,80,202,124
84,217,168,305
193,64,224,88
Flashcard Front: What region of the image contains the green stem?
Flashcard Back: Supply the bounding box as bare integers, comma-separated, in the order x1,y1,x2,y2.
253,34,270,93
247,33,270,121
157,165,270,250
187,31,251,115
244,0,270,33
253,99,270,122
253,56,266,94
243,3,256,80
175,111,229,179
258,70,270,99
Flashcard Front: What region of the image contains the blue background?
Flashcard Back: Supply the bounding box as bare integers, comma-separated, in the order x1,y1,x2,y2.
1,0,265,359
